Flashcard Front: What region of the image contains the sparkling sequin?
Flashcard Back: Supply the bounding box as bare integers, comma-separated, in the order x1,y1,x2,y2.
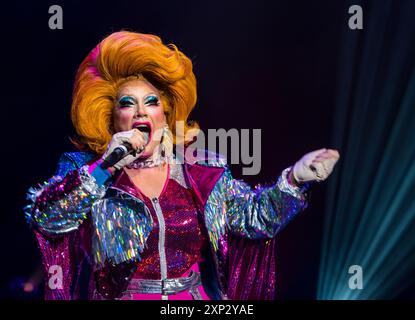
26,166,106,235
24,150,310,300
91,192,153,268
204,165,309,251
119,165,209,280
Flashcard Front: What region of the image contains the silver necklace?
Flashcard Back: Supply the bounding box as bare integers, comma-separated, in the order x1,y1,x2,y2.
126,154,173,169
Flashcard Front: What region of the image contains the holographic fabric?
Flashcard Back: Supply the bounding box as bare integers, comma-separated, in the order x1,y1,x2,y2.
126,169,209,279
25,150,310,300
205,166,308,246
25,166,106,236
91,193,154,268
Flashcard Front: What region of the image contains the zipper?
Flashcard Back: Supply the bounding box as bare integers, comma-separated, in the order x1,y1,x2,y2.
151,197,168,300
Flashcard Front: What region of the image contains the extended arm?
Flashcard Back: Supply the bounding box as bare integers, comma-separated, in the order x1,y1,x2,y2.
223,167,309,239
219,148,340,239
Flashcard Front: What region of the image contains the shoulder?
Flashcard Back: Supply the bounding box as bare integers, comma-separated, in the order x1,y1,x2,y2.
55,151,97,176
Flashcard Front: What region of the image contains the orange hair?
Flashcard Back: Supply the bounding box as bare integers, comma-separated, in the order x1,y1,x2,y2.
71,31,198,155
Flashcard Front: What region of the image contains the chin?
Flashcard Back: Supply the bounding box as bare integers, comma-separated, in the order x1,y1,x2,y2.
140,146,155,159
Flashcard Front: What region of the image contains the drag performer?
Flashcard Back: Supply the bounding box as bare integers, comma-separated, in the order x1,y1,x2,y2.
25,31,340,300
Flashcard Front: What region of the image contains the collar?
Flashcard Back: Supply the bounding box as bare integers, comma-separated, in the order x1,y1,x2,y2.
111,157,190,198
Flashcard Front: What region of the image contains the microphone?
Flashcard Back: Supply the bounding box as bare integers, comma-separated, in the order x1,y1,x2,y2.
100,130,149,170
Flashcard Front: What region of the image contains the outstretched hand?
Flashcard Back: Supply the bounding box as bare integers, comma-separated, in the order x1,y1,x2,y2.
291,148,340,184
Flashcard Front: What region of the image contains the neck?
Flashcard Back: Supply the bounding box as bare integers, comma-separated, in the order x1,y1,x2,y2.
126,149,173,169
125,161,168,176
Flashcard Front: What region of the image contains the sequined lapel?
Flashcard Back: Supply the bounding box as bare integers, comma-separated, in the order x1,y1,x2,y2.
110,169,141,199
111,161,190,199
184,163,225,207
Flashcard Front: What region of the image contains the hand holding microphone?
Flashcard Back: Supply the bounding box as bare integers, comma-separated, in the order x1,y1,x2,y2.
100,128,149,170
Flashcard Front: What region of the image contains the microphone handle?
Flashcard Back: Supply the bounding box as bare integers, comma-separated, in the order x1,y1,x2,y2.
100,144,144,170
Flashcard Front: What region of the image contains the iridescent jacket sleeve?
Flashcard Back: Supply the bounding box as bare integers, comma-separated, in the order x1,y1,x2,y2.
218,166,309,239
24,152,97,299
25,152,106,236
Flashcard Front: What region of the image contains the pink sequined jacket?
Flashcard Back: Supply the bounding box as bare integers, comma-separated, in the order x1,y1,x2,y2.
25,151,309,300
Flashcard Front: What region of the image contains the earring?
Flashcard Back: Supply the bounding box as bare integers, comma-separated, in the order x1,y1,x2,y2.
160,124,168,144
159,124,169,158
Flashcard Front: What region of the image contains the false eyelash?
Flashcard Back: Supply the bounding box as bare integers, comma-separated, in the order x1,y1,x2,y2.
119,96,136,105
144,96,159,105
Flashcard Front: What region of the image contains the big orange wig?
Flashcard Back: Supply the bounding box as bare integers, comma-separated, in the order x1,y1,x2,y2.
71,31,198,155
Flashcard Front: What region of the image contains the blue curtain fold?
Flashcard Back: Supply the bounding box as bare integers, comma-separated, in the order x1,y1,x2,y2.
317,0,415,299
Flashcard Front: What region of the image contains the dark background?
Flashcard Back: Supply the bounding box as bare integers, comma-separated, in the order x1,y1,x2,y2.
1,0,407,299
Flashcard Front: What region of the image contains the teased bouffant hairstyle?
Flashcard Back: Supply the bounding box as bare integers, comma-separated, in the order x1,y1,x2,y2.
71,31,198,155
